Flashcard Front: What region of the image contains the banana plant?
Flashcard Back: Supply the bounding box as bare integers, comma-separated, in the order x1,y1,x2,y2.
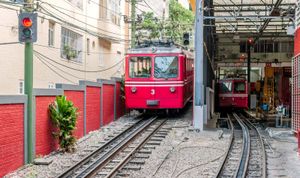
49,96,78,152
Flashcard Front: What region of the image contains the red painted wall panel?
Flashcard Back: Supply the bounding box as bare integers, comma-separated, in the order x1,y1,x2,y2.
86,86,101,133
35,96,58,156
64,91,84,138
102,84,115,126
0,104,24,177
295,28,300,56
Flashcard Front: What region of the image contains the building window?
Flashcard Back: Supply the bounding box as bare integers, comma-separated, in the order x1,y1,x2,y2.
61,27,83,63
110,0,120,25
67,0,83,9
87,38,90,55
99,0,108,19
19,80,24,94
48,21,55,46
240,41,247,53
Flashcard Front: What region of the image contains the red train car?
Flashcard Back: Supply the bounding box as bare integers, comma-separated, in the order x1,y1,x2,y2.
218,78,248,109
125,46,194,111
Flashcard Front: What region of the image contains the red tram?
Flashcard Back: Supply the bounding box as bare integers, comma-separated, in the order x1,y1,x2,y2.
125,46,194,111
218,78,248,109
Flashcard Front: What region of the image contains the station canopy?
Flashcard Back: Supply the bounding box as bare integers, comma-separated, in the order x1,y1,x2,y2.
190,0,296,37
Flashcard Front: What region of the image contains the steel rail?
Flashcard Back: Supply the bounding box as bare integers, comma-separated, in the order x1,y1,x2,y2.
82,116,159,177
241,114,267,178
215,113,250,178
214,114,234,178
103,119,167,178
56,115,146,178
233,113,250,178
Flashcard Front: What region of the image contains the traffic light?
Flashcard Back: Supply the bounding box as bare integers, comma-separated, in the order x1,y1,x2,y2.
247,37,254,46
183,32,190,46
19,12,37,43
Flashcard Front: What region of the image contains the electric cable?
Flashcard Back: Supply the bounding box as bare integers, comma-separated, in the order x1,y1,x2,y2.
39,4,130,38
34,53,77,84
34,50,124,73
35,52,84,80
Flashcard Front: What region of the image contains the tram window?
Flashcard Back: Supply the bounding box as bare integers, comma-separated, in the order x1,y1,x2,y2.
220,82,232,93
129,57,151,78
234,82,246,93
154,56,178,79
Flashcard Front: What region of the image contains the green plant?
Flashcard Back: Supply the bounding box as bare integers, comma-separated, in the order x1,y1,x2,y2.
63,45,78,60
49,96,78,152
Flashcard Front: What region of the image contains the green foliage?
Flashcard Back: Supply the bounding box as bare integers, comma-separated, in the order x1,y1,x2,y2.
136,0,194,44
166,0,194,43
49,96,78,152
63,45,78,60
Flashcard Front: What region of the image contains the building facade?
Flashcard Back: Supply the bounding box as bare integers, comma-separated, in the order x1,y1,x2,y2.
0,0,129,94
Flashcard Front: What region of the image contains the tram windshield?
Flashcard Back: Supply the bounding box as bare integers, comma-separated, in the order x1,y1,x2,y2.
220,81,232,93
154,56,178,79
234,82,246,93
129,56,151,78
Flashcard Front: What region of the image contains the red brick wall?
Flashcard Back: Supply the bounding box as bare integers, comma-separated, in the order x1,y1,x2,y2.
0,104,24,177
86,86,101,133
295,28,300,56
102,84,115,125
35,96,58,156
64,91,84,138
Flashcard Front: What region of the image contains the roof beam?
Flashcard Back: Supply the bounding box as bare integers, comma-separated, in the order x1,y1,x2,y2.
256,0,284,41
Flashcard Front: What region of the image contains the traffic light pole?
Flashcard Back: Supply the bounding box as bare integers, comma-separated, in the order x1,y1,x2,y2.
25,42,33,163
247,44,251,110
131,0,136,48
24,0,34,163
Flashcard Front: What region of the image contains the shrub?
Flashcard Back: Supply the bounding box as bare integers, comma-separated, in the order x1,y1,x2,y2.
49,96,78,152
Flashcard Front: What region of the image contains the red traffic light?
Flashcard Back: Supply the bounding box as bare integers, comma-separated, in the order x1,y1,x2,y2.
22,17,32,28
247,37,254,45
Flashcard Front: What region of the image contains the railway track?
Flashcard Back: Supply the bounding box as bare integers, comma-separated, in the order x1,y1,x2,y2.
56,116,168,178
216,112,266,178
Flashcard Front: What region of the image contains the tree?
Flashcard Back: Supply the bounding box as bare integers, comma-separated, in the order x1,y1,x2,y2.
136,0,194,45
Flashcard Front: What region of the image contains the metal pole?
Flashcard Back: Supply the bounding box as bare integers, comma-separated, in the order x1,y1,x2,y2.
247,44,251,110
24,0,34,163
131,0,136,48
193,0,204,131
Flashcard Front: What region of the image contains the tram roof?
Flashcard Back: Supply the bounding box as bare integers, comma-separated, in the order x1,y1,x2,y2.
127,46,183,54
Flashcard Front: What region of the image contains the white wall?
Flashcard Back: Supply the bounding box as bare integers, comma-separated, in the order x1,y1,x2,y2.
0,0,128,94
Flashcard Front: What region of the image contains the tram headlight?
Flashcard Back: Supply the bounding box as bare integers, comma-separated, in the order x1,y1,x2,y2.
170,87,176,93
131,87,137,93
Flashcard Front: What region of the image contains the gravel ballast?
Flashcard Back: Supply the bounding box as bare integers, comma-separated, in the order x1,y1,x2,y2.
4,113,140,178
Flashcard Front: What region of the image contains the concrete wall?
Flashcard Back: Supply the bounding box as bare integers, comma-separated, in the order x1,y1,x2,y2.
0,79,125,177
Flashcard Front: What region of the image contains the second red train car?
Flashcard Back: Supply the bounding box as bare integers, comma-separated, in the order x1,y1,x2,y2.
125,45,194,111
218,78,248,109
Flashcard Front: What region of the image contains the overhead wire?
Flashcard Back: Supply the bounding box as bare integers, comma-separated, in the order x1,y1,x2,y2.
35,43,121,55
35,52,84,80
34,53,77,84
34,50,124,73
38,2,130,38
38,7,130,43
37,0,126,26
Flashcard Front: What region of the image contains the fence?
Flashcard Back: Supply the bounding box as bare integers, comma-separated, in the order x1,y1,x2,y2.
0,78,125,177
